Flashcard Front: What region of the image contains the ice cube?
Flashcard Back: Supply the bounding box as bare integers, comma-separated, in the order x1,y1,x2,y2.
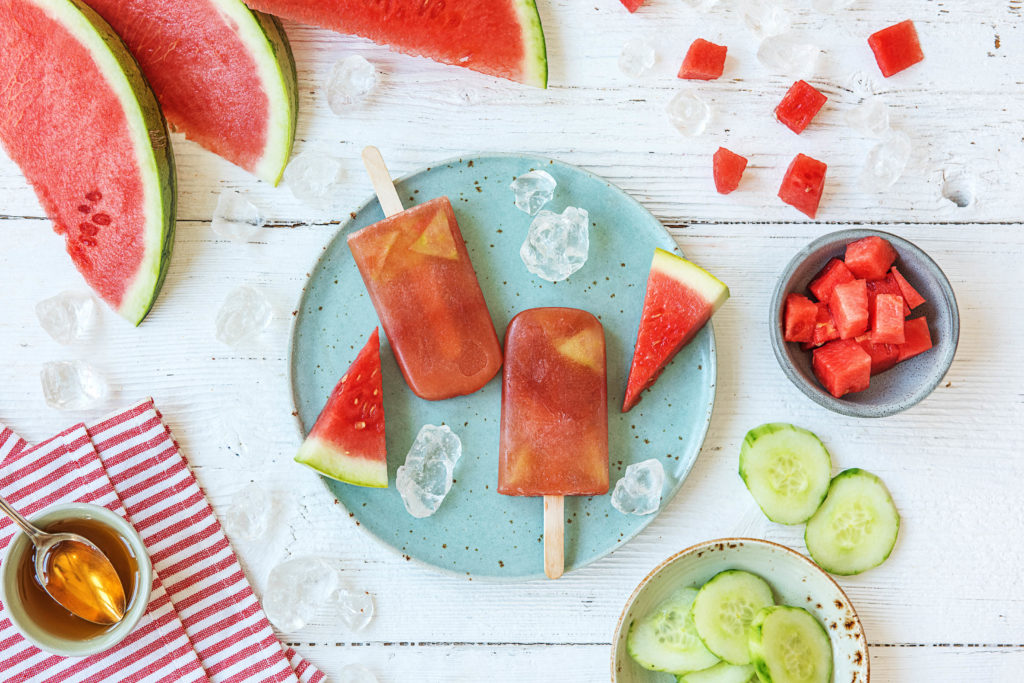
618,38,657,79
809,0,855,11
611,459,665,516
846,97,890,138
215,286,273,346
331,588,375,632
395,424,463,518
859,131,912,192
40,360,110,410
262,557,340,632
224,482,271,542
211,189,265,242
510,170,557,215
284,151,345,209
740,1,792,39
327,55,378,114
339,664,378,683
519,207,590,282
756,35,820,78
666,91,711,137
35,291,97,345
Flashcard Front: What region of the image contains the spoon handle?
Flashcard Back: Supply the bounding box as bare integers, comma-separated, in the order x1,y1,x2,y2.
0,495,45,544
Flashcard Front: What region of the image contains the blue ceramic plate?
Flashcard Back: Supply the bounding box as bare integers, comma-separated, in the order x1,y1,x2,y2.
289,154,717,580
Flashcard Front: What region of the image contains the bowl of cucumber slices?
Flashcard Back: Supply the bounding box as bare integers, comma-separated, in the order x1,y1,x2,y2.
612,538,870,683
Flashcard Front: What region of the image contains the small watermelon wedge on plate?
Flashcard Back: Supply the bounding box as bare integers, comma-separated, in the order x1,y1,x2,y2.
623,249,729,412
295,328,388,488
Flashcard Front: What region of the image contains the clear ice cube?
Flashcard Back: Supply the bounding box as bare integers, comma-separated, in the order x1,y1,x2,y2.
327,55,378,114
331,588,375,632
756,35,820,78
284,151,345,209
262,557,340,632
224,482,271,542
519,207,590,282
35,291,97,345
611,459,665,516
211,189,265,242
846,97,891,138
510,170,557,215
40,360,110,410
666,91,711,137
810,0,856,11
740,1,792,39
859,131,912,192
215,286,273,346
395,424,463,518
339,664,378,683
619,38,657,79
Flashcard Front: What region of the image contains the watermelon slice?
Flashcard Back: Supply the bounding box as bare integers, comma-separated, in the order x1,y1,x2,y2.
295,329,387,488
783,293,817,343
809,258,854,305
868,20,924,78
0,0,175,326
84,0,298,185
871,293,906,345
242,0,548,88
623,249,729,412
679,39,728,80
812,339,871,398
829,279,869,340
891,266,926,309
775,80,827,135
845,236,897,281
896,317,933,362
713,147,748,194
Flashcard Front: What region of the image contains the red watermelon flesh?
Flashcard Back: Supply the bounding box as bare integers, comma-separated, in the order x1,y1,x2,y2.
620,0,645,11
891,266,926,309
778,153,827,219
784,293,817,343
868,20,924,78
713,147,748,194
871,293,906,344
856,335,900,375
679,39,727,80
775,80,827,135
809,258,855,305
845,235,897,281
829,279,869,340
867,275,910,325
242,0,548,88
813,339,871,398
801,302,839,350
897,317,933,362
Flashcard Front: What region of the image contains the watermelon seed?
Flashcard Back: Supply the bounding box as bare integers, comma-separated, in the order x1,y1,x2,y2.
77,205,91,214
81,237,97,247
353,398,360,405
92,213,112,226
354,421,366,430
79,223,99,237
85,190,102,202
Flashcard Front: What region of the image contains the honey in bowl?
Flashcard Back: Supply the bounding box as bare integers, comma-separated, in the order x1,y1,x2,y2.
15,517,140,640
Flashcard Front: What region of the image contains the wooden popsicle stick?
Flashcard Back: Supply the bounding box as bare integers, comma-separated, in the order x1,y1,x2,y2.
361,145,405,218
543,495,564,579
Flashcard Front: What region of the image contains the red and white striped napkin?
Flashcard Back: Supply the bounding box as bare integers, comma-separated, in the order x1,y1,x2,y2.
0,399,327,683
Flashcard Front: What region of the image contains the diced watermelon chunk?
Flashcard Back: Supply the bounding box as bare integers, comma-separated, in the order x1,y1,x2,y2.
829,279,869,340
890,266,926,309
872,293,906,344
679,38,727,80
802,302,840,350
897,316,933,362
813,339,872,398
868,20,924,78
778,153,827,219
784,293,818,343
619,0,645,11
845,235,897,280
713,147,748,194
774,80,827,135
856,334,900,375
809,258,855,305
867,275,910,325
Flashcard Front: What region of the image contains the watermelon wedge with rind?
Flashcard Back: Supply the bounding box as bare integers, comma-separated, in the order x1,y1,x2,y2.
295,329,387,488
242,0,548,88
623,249,729,412
0,0,175,326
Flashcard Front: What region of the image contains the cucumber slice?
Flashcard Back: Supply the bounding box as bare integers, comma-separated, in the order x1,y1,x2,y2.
739,423,832,525
628,586,721,674
804,468,900,575
691,570,775,665
678,661,756,683
747,606,832,683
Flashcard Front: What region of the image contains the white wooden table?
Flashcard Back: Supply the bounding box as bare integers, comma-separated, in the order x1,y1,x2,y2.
2,0,1023,680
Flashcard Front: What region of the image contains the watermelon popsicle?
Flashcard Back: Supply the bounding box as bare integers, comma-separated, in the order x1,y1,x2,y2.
349,147,503,400
498,307,609,579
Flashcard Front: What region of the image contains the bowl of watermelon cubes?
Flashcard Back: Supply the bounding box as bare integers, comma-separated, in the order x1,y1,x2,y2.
770,230,959,418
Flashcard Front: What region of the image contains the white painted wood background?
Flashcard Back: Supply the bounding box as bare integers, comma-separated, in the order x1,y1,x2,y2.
2,0,1023,680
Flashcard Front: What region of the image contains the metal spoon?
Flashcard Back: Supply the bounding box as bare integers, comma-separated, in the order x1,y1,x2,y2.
0,496,126,625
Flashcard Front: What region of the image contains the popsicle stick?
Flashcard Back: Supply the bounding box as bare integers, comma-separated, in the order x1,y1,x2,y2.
361,146,405,218
544,495,564,580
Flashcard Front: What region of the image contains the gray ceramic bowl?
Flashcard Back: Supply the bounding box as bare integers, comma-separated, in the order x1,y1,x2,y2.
0,503,152,656
611,538,869,682
770,229,959,418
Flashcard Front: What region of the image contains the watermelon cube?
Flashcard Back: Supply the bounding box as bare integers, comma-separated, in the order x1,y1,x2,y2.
856,334,900,375
809,258,855,305
867,275,910,324
619,0,645,11
778,154,827,219
775,80,827,135
890,266,926,309
807,302,839,348
784,293,818,343
829,279,869,340
713,147,748,194
872,293,906,344
868,20,924,78
813,339,872,398
897,316,933,362
679,39,727,80
845,236,897,280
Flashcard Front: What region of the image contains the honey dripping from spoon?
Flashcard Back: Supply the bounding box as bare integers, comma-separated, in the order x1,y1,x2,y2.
39,539,126,625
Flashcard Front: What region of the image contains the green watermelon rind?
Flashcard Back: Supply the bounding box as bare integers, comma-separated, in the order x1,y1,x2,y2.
513,0,548,88
295,436,388,489
652,248,730,312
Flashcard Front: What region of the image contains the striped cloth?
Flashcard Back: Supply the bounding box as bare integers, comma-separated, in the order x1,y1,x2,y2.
0,400,327,683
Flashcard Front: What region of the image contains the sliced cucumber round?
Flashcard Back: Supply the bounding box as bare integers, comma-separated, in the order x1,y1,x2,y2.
678,661,756,683
747,606,832,683
691,570,775,665
628,586,721,674
739,423,832,525
805,468,900,575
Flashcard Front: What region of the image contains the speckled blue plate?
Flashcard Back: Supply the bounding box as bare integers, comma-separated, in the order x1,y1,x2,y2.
289,154,717,580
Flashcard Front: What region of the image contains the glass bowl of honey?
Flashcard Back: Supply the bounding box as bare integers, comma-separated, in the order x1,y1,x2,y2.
0,503,152,656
